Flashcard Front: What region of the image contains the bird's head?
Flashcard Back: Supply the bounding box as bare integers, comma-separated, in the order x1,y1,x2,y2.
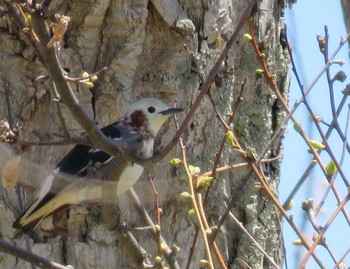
123,98,182,137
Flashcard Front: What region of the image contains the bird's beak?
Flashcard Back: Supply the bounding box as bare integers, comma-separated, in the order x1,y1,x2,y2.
159,107,183,115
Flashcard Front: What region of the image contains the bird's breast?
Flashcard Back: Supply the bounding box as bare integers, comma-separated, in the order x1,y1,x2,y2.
141,139,154,158
77,163,144,201
116,163,144,195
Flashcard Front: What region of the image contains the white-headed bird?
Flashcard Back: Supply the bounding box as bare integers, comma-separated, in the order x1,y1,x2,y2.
13,98,182,232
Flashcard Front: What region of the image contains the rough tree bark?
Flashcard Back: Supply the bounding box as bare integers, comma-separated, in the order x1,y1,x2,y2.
341,0,350,36
0,0,290,268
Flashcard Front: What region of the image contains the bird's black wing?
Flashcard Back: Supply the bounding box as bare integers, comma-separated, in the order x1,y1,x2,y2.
57,122,125,176
57,144,111,177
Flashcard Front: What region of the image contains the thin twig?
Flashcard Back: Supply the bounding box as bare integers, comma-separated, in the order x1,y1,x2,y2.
148,176,163,257
126,189,180,269
282,89,349,210
280,26,350,224
0,239,70,269
29,11,128,159
257,30,350,163
150,0,258,163
116,227,152,268
63,67,108,82
195,189,227,269
179,138,214,269
227,211,280,269
205,126,325,267
3,2,44,63
332,247,350,269
299,194,350,268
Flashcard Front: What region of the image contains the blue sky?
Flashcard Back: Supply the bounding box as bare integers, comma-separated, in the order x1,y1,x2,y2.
281,1,349,268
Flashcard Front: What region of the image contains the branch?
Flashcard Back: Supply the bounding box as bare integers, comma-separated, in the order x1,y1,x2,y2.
149,0,258,163
29,11,125,159
127,189,180,269
299,193,350,268
2,2,45,63
0,239,70,269
227,211,279,269
116,228,153,268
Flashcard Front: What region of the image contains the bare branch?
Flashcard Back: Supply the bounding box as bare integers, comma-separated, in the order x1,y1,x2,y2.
29,11,128,159
150,0,259,163
127,189,180,269
0,238,71,269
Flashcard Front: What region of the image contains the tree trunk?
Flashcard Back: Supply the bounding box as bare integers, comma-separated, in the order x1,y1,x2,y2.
341,0,350,36
0,0,290,268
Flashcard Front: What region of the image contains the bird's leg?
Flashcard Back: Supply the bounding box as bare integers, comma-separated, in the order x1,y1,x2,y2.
86,160,102,177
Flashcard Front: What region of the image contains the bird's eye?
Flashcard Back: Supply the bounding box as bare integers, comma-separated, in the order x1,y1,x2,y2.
147,106,156,113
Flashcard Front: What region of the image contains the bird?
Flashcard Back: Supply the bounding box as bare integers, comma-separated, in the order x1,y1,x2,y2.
12,98,182,232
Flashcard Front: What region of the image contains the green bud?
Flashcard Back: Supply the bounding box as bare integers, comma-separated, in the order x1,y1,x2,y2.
293,121,302,133
285,199,295,210
160,242,167,253
225,130,235,148
90,75,98,82
154,256,162,264
315,115,322,122
25,15,32,26
85,81,94,88
325,160,337,176
172,245,181,254
154,224,161,232
170,158,182,166
253,183,262,193
292,239,303,246
309,139,325,150
188,165,200,176
244,33,253,41
187,209,196,217
198,176,213,188
199,259,209,267
246,147,257,160
180,192,192,200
